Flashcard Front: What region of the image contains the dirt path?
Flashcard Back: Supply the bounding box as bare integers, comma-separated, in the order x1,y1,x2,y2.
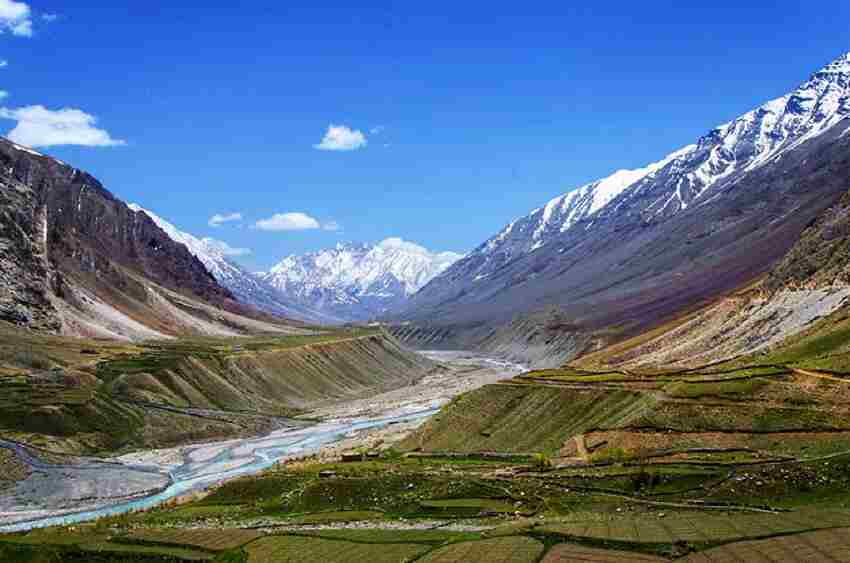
793,368,850,384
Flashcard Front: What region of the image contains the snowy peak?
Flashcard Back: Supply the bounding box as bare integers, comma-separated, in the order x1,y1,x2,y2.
472,145,695,280
818,51,850,76
262,238,463,320
450,51,850,278
130,205,219,261
634,51,850,216
128,205,249,278
268,238,462,297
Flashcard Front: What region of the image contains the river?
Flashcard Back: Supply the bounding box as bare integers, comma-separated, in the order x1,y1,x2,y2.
0,351,525,533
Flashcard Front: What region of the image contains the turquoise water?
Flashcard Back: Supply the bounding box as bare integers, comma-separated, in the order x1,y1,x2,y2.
0,408,436,533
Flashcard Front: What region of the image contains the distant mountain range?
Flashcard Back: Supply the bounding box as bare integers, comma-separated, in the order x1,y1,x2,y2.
396,51,850,364
127,205,337,325
125,208,462,323
260,240,463,321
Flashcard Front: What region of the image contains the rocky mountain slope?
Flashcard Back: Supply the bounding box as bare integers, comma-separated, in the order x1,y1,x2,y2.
398,51,850,365
0,139,300,340
127,205,336,325
580,184,850,369
262,239,462,321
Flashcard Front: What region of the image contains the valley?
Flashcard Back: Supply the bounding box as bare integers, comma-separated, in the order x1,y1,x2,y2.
0,346,524,532
5,307,850,561
2,21,850,563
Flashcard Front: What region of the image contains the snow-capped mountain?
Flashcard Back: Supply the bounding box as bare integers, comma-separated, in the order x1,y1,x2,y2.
261,239,463,321
402,51,850,340
128,205,334,324
433,52,850,288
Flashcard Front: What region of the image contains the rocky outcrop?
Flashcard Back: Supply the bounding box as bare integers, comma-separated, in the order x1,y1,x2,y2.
764,187,850,292
588,185,850,368
0,158,57,331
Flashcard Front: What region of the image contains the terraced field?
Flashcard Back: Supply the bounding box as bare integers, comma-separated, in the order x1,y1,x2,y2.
126,528,262,551
8,505,850,561
245,535,430,563
540,509,850,545
542,543,666,562
418,537,545,562
681,527,850,562
405,358,850,467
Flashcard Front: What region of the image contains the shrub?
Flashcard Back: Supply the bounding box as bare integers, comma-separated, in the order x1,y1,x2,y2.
532,453,552,471
2,348,52,370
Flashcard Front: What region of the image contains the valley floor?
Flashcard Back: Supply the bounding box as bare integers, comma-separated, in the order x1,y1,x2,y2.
0,351,524,533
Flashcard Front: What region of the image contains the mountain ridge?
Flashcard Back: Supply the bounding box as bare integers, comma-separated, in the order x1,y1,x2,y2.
0,138,302,340
127,205,336,325
416,51,850,295
261,239,463,321
397,51,850,365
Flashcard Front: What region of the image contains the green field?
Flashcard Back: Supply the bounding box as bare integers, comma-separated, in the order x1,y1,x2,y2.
418,537,544,562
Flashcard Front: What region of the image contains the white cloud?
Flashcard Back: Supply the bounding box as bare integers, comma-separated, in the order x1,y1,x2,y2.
0,91,8,100
0,105,126,148
0,0,32,37
10,18,29,36
322,220,341,232
208,212,243,227
254,212,322,232
41,13,58,22
0,60,8,68
201,237,251,257
314,124,367,151
370,125,385,135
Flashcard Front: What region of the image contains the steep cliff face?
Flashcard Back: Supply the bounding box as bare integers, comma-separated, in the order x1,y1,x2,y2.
0,138,294,339
0,150,57,331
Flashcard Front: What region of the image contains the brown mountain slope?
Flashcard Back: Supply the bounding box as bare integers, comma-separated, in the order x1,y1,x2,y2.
395,124,850,367
573,186,850,369
0,138,297,339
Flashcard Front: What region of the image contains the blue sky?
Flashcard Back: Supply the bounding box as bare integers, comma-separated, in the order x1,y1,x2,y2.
2,1,850,270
